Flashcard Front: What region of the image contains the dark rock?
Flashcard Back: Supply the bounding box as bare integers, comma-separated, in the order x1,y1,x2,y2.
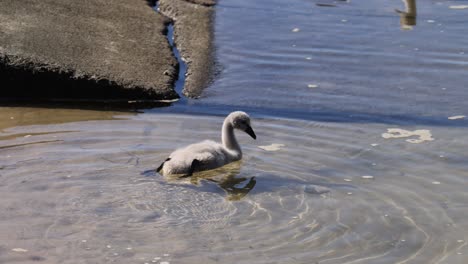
0,0,181,102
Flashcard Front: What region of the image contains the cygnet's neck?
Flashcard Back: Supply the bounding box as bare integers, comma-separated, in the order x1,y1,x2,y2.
222,119,242,158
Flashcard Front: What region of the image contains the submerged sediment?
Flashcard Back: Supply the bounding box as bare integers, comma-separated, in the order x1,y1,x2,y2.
0,0,216,103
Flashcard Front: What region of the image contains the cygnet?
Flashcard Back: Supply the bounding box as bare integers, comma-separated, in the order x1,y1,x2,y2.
157,111,256,177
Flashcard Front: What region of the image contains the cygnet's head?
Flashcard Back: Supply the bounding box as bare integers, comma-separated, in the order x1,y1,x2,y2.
228,111,256,139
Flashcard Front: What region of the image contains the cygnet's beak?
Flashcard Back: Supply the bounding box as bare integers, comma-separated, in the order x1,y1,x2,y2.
245,126,256,140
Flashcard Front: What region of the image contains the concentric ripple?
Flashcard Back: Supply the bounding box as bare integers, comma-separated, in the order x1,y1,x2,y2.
1,113,467,263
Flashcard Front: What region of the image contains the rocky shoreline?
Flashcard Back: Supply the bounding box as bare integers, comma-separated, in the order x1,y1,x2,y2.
0,0,216,103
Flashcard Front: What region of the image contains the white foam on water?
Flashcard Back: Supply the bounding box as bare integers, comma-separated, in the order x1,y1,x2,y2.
382,128,434,144
258,143,285,151
450,5,468,9
448,115,465,120
11,248,28,252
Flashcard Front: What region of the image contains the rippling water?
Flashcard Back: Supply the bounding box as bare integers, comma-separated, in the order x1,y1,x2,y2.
192,0,468,121
1,0,468,263
1,113,467,263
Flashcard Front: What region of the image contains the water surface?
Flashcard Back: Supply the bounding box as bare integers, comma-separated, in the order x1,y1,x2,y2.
1,0,468,263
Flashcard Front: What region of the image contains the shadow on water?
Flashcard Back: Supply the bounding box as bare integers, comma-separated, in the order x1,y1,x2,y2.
151,103,468,128
0,99,172,112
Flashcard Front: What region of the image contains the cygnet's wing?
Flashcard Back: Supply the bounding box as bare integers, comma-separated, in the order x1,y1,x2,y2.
169,140,230,171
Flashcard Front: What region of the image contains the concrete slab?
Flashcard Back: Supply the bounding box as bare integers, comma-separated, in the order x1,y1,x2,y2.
159,0,216,98
0,0,182,102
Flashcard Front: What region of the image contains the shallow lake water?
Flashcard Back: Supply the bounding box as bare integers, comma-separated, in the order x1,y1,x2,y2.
1,0,468,263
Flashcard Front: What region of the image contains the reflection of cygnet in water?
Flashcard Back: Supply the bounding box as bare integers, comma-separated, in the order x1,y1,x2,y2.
395,0,417,29
217,176,257,201
202,164,257,201
192,161,257,201
157,111,257,177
